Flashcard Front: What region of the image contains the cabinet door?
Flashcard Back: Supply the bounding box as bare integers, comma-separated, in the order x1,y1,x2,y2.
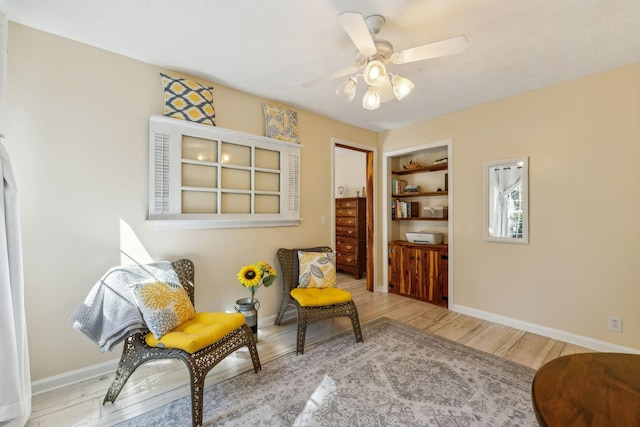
388,243,400,294
416,248,434,302
400,247,422,299
418,248,448,306
438,252,448,306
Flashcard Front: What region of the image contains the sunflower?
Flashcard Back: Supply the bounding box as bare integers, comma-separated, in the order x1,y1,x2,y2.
258,261,276,277
237,264,261,288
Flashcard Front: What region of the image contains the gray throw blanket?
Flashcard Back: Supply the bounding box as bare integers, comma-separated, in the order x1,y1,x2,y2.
69,261,179,352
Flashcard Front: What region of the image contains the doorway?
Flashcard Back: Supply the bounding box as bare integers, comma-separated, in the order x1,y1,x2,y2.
334,142,375,292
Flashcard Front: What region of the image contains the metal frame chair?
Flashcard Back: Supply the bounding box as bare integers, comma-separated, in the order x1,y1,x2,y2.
103,259,261,427
276,247,363,354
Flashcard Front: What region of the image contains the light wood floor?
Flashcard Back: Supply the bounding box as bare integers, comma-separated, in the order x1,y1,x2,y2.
27,273,592,426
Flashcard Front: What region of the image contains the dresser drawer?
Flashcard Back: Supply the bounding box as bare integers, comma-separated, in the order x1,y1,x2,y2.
336,207,358,217
336,216,357,227
336,226,358,237
336,238,357,255
336,199,359,209
336,252,358,267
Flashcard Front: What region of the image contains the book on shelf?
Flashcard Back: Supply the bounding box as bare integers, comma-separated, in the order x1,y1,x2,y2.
391,179,408,195
391,200,419,219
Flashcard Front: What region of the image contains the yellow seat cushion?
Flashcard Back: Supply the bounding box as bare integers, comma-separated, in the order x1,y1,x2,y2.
145,312,246,354
291,287,352,307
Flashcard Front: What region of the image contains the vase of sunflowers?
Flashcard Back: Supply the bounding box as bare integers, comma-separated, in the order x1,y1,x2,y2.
236,262,277,337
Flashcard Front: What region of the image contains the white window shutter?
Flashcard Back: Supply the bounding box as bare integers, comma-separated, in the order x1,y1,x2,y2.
288,154,300,214
153,132,171,214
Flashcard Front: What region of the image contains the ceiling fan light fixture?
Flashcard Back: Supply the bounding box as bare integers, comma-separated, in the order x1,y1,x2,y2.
391,74,415,100
362,86,381,110
363,60,387,86
336,77,357,102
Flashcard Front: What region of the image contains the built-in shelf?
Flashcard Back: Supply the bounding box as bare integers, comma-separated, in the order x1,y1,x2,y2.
392,217,448,222
392,163,447,175
392,191,448,198
385,140,452,309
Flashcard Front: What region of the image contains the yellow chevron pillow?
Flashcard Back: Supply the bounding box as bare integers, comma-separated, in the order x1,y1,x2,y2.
297,251,336,289
160,73,216,126
132,281,196,339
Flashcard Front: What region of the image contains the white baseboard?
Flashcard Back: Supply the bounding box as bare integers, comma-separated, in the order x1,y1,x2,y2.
31,314,295,396
31,358,120,396
450,303,640,355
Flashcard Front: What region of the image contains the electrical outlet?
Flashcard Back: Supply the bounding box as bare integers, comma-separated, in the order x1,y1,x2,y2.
608,316,622,332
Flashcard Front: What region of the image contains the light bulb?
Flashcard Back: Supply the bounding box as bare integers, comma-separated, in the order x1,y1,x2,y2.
391,74,415,100
335,78,357,102
362,86,381,110
363,60,387,86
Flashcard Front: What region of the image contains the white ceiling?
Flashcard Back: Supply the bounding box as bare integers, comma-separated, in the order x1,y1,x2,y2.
3,0,640,132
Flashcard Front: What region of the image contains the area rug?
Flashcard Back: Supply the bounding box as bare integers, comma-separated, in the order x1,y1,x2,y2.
117,317,539,426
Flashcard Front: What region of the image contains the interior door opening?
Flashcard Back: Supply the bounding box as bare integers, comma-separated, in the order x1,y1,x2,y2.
334,143,374,292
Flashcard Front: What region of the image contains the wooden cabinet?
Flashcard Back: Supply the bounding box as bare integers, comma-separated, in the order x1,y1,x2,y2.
388,240,448,307
335,197,366,279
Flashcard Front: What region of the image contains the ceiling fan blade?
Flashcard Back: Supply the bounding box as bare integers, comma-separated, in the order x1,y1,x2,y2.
301,64,363,88
391,35,468,65
338,12,377,57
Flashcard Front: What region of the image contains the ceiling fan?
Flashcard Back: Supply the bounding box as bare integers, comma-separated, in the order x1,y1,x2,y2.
303,12,468,109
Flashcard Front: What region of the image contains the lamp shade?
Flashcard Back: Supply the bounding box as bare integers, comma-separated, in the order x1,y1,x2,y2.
363,60,387,86
362,86,381,110
335,78,357,102
391,74,415,100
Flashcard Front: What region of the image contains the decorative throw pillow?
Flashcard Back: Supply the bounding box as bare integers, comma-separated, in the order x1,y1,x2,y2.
263,103,300,143
160,73,216,126
297,251,336,289
132,280,196,339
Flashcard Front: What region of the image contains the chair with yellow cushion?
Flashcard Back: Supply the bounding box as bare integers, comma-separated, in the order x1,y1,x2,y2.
275,247,363,354
103,259,261,427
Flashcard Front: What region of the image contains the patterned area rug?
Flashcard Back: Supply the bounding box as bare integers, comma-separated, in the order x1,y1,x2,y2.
118,317,539,426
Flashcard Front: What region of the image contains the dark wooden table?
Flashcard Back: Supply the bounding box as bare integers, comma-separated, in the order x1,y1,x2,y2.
532,352,640,426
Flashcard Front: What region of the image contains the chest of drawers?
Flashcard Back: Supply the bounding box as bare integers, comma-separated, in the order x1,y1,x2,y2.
335,197,366,279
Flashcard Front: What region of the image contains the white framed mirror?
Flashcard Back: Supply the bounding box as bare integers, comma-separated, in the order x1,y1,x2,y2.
484,156,528,244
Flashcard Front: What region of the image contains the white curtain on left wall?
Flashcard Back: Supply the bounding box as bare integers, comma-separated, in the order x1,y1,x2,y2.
0,140,31,426
0,12,32,427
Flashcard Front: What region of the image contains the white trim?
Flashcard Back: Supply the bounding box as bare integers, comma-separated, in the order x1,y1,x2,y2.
382,139,453,304
149,218,301,230
30,313,291,396
450,303,640,354
331,138,379,290
31,358,119,396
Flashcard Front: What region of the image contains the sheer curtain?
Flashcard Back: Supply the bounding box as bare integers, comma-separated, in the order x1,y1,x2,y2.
489,166,522,238
0,12,32,427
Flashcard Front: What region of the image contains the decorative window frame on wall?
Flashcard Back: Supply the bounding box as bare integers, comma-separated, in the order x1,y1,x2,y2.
148,115,301,230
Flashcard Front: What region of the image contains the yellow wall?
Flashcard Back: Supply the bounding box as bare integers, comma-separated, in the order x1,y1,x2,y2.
381,62,640,350
0,23,377,380
4,21,640,383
